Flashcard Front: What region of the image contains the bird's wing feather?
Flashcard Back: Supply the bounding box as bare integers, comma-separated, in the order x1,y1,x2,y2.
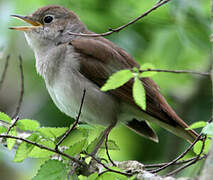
70,37,198,143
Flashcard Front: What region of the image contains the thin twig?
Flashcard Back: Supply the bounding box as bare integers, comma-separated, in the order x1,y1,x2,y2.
150,133,203,173
165,136,207,177
139,69,210,76
12,55,24,119
6,116,19,134
85,152,133,177
0,134,86,166
144,155,207,169
156,0,165,5
0,55,10,91
105,132,116,166
68,0,171,37
55,89,86,150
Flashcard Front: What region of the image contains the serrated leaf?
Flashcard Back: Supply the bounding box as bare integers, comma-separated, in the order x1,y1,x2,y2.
64,139,87,157
100,140,120,151
193,139,211,155
140,63,157,77
61,128,88,147
0,112,11,123
37,127,68,139
133,77,146,110
186,121,207,130
29,140,55,158
0,126,7,134
7,127,17,151
78,124,95,130
32,160,67,180
101,70,133,91
17,119,40,131
14,133,40,162
202,122,213,136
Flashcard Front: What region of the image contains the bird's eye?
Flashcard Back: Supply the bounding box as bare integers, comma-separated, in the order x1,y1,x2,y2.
43,15,53,24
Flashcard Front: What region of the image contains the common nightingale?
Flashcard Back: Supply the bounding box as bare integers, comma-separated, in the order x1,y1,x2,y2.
10,5,198,143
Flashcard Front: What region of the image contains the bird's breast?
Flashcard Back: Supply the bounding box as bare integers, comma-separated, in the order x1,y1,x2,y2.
42,45,119,126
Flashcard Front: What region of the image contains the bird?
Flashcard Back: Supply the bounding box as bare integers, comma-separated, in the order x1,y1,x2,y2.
10,5,198,145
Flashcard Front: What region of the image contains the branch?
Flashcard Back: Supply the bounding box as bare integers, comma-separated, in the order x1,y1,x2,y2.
68,0,171,37
55,89,86,150
12,55,24,119
0,134,86,167
149,132,204,174
139,69,210,77
0,55,10,91
85,152,133,177
6,116,19,134
165,136,207,176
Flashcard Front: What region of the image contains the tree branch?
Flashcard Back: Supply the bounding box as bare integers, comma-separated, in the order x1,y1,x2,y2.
149,132,204,174
0,134,86,167
139,69,210,77
12,55,24,119
68,0,171,37
55,89,86,150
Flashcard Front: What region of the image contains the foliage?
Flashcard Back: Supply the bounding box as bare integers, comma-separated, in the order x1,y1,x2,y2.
101,63,156,110
0,111,124,179
0,110,211,179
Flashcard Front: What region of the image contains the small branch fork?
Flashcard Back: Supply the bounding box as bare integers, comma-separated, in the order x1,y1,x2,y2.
68,0,171,37
55,89,86,151
85,152,134,177
149,132,205,174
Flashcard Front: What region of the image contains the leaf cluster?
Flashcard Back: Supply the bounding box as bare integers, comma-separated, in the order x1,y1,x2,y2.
0,112,124,179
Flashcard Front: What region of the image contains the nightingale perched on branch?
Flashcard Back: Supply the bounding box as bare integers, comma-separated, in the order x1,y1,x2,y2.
10,5,198,144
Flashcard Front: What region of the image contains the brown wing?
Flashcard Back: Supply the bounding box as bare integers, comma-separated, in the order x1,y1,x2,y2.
70,36,198,143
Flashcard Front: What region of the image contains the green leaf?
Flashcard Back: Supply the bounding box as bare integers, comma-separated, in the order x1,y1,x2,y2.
186,121,207,130
64,139,87,157
29,140,55,158
87,131,104,154
14,133,40,162
100,140,120,151
61,128,88,147
78,124,95,130
140,63,157,77
37,127,68,139
101,70,134,91
17,119,40,131
0,112,11,123
133,77,146,110
32,160,67,180
0,126,7,134
88,172,99,180
202,122,213,136
193,138,211,155
7,127,17,151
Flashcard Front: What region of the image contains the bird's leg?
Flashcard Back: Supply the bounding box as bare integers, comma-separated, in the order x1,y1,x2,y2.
90,122,116,157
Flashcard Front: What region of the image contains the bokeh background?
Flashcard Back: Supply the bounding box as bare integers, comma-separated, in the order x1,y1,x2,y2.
0,0,211,179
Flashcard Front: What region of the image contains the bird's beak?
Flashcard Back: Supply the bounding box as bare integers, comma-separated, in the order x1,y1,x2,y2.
9,15,42,31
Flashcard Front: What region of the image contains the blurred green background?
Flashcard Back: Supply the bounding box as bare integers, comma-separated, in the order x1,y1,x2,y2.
0,0,211,179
